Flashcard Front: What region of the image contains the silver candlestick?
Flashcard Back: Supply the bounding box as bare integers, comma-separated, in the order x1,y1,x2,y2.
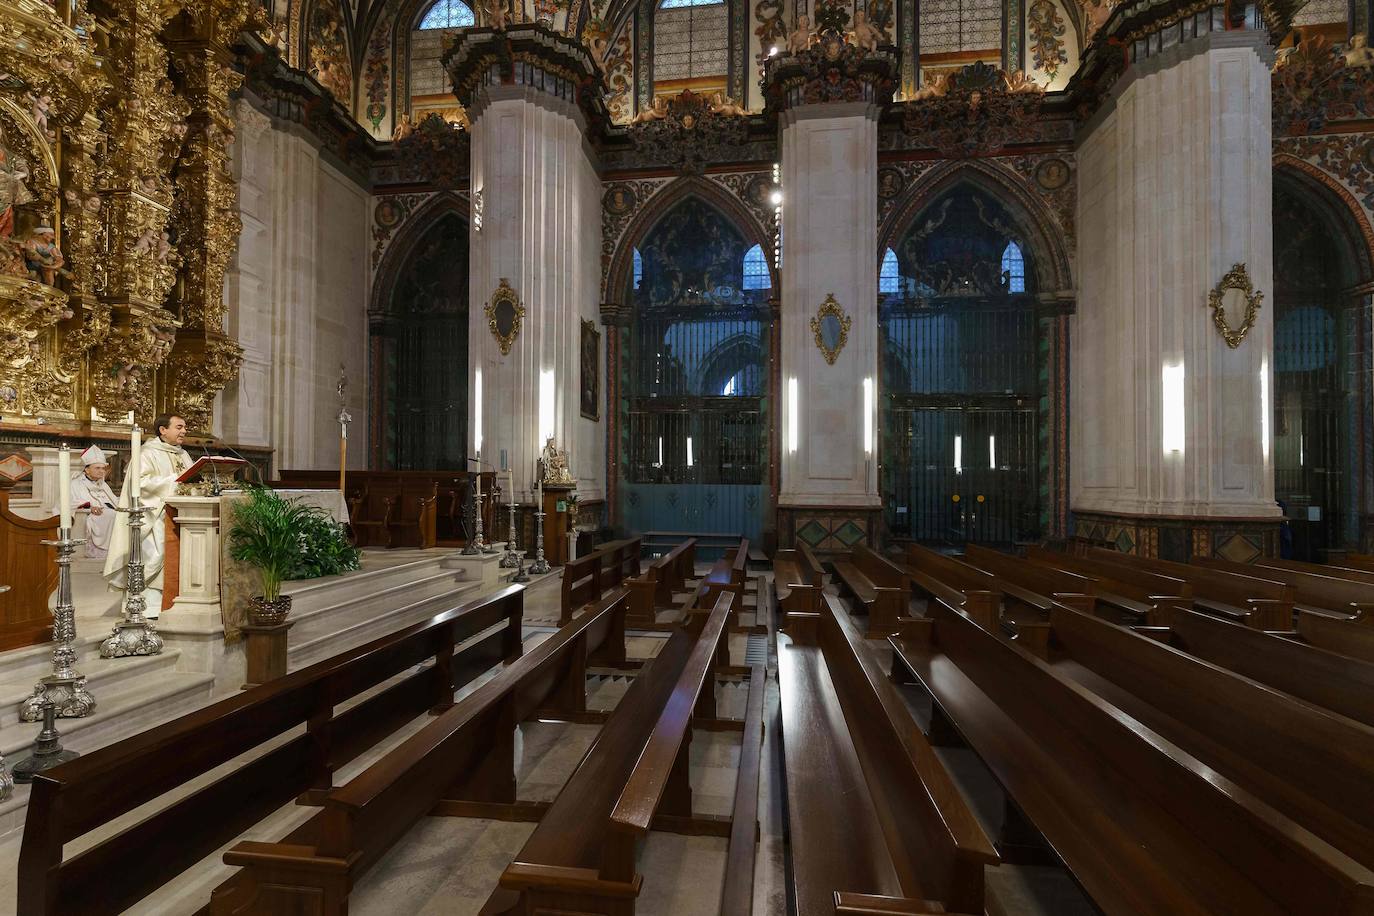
0,585,12,798
461,473,481,556
99,490,163,658
511,540,531,583
529,509,550,575
474,480,496,555
19,529,95,724
500,498,520,568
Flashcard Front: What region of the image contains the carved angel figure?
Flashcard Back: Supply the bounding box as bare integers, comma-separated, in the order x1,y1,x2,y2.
709,92,749,116
391,112,415,142
29,94,54,141
786,14,814,54
1347,34,1374,69
632,96,668,123
0,138,34,239
850,10,882,52
23,226,68,286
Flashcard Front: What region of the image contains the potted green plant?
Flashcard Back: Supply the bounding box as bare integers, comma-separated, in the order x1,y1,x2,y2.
227,486,318,625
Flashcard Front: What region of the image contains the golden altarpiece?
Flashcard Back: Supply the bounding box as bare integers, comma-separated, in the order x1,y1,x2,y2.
0,0,263,437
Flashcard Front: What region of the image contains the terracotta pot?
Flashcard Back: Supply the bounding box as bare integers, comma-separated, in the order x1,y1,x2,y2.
248,594,292,626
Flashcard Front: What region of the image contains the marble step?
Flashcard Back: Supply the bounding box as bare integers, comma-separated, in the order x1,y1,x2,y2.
281,553,459,617
286,578,484,671
286,568,469,647
0,645,184,734
0,634,108,690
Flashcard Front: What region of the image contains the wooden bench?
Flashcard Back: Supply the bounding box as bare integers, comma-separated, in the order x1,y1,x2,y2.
491,591,748,914
772,542,823,601
18,586,525,916
902,544,1001,630
561,552,605,625
831,544,909,638
1146,604,1374,729
1085,547,1295,630
1195,555,1374,618
625,537,697,627
1024,545,1192,622
213,588,630,916
1043,600,1374,876
1256,556,1374,587
890,599,1374,915
594,537,642,589
1296,608,1374,663
779,596,996,915
1332,551,1374,572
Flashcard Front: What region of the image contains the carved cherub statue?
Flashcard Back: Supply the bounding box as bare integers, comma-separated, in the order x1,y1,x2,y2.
23,226,68,286
850,11,882,52
632,95,668,123
29,94,53,141
482,0,508,29
1347,34,1374,68
391,112,415,142
709,92,748,116
786,14,814,54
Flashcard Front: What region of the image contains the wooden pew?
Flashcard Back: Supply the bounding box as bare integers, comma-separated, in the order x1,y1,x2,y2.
213,588,630,916
772,543,824,602
561,552,604,625
779,596,997,915
902,544,1001,630
1084,547,1295,630
1256,556,1374,586
492,591,738,914
1024,545,1193,623
1148,605,1374,729
831,545,910,638
594,537,642,589
1333,552,1374,572
1043,601,1374,875
960,544,1098,618
1194,555,1374,618
18,586,525,916
890,599,1374,915
1297,608,1374,663
625,537,697,627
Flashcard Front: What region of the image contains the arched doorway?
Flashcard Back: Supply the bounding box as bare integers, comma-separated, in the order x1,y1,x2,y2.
1272,168,1373,558
370,209,469,469
880,185,1044,545
615,195,775,543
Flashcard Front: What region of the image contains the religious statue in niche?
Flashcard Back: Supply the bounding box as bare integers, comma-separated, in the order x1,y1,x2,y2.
541,436,575,485
0,128,35,248
580,318,599,420
786,14,814,54
849,11,883,52
308,0,353,104
23,226,69,287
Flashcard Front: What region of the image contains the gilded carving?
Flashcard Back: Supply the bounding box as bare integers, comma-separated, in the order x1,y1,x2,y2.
1207,263,1263,349
485,278,525,356
809,294,851,365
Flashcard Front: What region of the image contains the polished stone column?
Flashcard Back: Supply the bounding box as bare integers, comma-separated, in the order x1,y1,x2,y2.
1072,16,1280,555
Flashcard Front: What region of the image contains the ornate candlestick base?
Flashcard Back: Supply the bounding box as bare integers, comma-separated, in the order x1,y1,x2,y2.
511,549,531,583
19,531,95,721
500,501,521,567
529,510,551,575
461,486,482,556
12,702,79,783
100,498,163,658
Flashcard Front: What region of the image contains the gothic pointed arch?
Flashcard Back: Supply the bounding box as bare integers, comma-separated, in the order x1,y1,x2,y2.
368,192,471,469
604,176,776,305
880,158,1075,304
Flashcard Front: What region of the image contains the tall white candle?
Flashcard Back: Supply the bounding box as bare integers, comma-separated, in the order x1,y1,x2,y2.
130,425,141,500
508,468,516,507
57,444,71,531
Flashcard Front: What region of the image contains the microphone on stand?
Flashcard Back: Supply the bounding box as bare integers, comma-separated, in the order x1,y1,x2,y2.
217,443,261,486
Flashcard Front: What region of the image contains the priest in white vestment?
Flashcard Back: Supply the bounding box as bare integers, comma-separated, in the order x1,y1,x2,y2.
103,414,193,618
64,445,118,559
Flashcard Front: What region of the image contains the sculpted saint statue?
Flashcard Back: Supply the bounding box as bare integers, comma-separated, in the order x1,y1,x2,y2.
541,436,575,485
1347,34,1374,69
103,414,193,618
850,11,882,52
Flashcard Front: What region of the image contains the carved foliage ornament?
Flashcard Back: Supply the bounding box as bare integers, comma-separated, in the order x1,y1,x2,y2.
485,278,524,355
1208,263,1263,349
809,294,852,364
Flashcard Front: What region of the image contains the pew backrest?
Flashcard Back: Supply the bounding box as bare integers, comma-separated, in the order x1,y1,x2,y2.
18,585,525,916
1196,556,1374,615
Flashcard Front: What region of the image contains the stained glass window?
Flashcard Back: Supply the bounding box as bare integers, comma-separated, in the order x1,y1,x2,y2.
919,0,1002,54
742,244,771,290
653,0,728,83
633,247,644,290
880,247,900,295
418,0,475,28
1001,241,1025,293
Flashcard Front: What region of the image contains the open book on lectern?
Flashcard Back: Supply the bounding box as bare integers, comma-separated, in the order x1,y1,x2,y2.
176,455,249,484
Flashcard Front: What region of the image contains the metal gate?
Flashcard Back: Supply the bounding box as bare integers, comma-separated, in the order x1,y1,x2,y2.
1272,183,1353,557
880,189,1042,545
618,198,772,544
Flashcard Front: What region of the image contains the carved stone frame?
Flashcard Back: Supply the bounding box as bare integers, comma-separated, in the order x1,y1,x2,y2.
485,278,524,356
809,293,852,365
1207,262,1263,349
